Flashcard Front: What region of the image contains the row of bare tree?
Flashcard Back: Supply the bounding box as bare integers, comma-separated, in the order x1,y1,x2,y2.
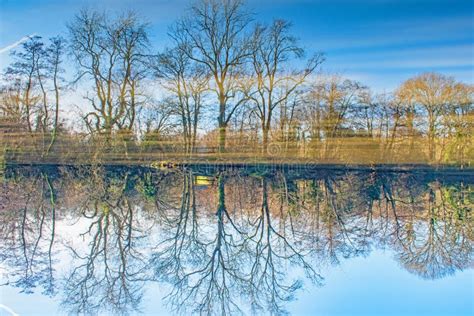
1,0,472,163
1,166,472,314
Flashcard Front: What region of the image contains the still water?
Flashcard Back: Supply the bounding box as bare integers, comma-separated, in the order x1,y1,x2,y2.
0,165,472,316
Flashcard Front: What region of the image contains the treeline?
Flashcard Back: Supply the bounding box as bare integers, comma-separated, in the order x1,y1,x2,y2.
1,166,472,314
0,0,473,165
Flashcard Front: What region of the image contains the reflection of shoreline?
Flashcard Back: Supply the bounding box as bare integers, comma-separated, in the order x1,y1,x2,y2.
4,163,473,184
5,162,474,173
0,166,472,315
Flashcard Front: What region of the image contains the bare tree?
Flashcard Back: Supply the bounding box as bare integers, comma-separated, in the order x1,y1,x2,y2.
5,36,44,134
62,171,153,315
246,177,323,314
397,72,465,161
278,89,304,153
155,46,209,154
0,81,26,124
247,19,324,153
441,83,473,165
0,171,58,296
309,76,366,157
3,36,67,157
139,97,176,155
45,37,66,154
170,0,253,152
68,10,150,139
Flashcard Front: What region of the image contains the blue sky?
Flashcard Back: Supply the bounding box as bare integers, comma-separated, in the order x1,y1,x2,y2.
0,0,473,91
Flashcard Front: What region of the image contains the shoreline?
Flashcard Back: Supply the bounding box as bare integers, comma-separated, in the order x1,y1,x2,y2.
4,160,473,175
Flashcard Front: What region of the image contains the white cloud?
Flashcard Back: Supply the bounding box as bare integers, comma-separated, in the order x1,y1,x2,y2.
0,34,36,54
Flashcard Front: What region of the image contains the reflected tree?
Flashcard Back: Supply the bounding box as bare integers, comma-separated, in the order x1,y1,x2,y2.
61,170,155,315
246,177,323,315
395,182,473,279
0,170,58,296
0,166,472,315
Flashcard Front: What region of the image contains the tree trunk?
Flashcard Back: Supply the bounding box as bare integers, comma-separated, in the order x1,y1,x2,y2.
406,107,415,155
262,127,269,155
429,121,436,161
218,125,226,153
218,93,226,153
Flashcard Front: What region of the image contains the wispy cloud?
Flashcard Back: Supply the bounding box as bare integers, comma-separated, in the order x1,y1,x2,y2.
0,34,36,54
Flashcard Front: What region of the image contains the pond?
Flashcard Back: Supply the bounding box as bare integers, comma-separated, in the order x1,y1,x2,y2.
0,165,473,315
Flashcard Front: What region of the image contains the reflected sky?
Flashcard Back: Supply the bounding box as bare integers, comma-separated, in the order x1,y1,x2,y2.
0,165,473,315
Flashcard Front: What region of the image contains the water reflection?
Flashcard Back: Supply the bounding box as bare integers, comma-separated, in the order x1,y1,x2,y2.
1,166,472,315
